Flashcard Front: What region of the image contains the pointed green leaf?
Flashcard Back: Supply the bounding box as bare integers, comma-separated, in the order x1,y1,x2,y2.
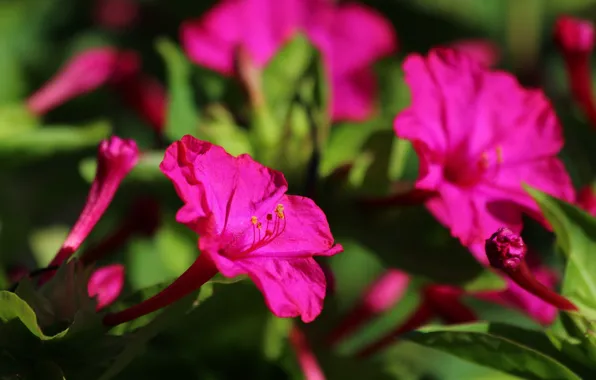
405,322,583,380
525,186,596,317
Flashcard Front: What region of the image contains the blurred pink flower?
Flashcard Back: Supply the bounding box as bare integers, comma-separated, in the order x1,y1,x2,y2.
88,264,125,310
104,136,342,326
27,48,120,115
26,48,166,133
181,0,396,121
42,136,138,284
395,48,574,252
554,16,596,127
327,269,409,345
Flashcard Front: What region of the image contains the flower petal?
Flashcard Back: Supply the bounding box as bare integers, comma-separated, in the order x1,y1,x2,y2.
160,136,288,235
331,68,376,122
249,194,342,257
327,3,397,76
205,247,326,323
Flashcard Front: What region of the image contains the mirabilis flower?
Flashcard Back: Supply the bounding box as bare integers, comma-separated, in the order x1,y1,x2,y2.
395,48,575,255
103,136,343,326
181,0,396,121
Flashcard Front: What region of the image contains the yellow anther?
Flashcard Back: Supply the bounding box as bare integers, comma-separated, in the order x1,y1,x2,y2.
251,216,258,225
275,204,285,219
496,146,503,164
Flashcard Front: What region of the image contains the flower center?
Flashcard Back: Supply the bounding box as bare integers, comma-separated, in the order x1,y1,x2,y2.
443,146,503,187
245,203,286,254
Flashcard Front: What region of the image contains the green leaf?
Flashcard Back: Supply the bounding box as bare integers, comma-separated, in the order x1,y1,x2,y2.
156,38,200,141
525,186,596,317
0,121,111,160
79,150,166,183
0,291,48,340
406,322,583,380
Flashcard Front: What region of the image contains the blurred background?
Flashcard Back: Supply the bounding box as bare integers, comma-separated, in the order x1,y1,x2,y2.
2,0,596,378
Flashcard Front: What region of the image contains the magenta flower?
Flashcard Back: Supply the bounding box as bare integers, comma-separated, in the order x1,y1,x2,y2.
88,264,125,310
554,16,596,127
181,0,396,121
27,48,120,115
395,48,574,252
103,136,342,326
42,136,139,282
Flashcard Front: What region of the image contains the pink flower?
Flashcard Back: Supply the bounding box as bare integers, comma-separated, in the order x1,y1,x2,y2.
181,0,396,121
42,136,138,283
88,264,125,310
27,48,120,115
103,136,342,326
395,48,574,251
554,16,596,127
327,269,409,345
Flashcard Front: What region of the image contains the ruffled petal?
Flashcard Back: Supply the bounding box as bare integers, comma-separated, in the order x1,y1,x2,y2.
160,136,288,235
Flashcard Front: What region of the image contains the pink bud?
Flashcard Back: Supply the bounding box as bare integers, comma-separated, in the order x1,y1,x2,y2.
485,227,577,312
555,16,595,54
485,227,527,271
27,48,120,115
42,137,138,283
88,264,125,310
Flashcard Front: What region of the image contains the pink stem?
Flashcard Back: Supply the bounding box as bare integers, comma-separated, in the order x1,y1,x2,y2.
507,261,577,311
289,325,326,380
102,253,218,326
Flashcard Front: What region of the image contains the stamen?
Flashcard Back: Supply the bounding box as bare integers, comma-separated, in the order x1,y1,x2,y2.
243,204,287,254
275,204,285,219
